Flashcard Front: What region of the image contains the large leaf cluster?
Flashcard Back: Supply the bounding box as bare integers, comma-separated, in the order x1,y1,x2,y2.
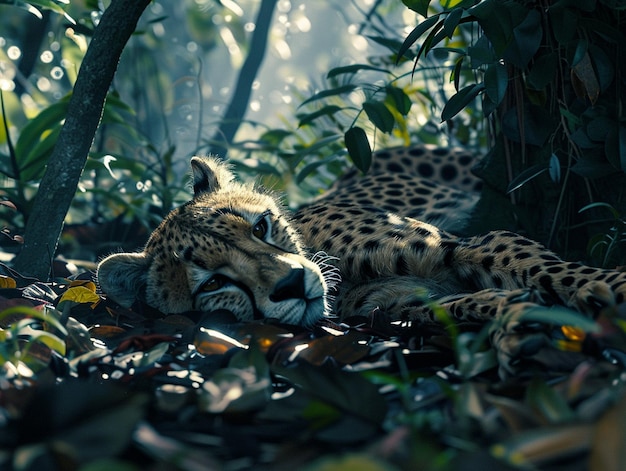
399,0,626,261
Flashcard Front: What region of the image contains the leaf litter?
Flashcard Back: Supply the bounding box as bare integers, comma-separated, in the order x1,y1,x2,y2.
0,262,625,470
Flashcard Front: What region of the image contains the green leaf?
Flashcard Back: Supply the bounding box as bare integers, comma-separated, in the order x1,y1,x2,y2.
506,164,546,193
14,98,69,171
503,8,542,68
295,155,339,184
441,83,484,121
327,64,390,79
442,7,463,38
548,153,561,183
272,361,387,425
397,15,441,62
484,62,508,107
297,105,343,127
258,129,292,146
469,0,516,56
366,36,415,60
385,85,412,115
579,202,620,219
362,100,395,133
344,127,371,173
300,85,358,107
402,0,432,17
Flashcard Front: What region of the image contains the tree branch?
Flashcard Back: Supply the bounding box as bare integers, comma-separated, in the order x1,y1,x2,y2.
13,0,151,279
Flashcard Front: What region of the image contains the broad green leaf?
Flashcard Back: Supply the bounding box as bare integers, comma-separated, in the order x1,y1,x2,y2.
14,98,69,166
297,105,343,127
397,15,441,63
441,83,484,121
300,85,358,107
19,126,61,181
484,62,508,107
469,0,516,56
272,361,387,425
362,100,395,133
442,7,463,38
503,8,542,68
506,164,546,193
468,35,496,68
344,127,371,173
385,86,412,115
327,64,390,79
402,0,432,17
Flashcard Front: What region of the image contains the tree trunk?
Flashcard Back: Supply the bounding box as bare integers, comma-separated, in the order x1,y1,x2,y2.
12,0,151,279
208,0,278,159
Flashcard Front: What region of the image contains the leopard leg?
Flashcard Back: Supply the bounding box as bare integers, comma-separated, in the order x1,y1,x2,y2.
452,230,626,316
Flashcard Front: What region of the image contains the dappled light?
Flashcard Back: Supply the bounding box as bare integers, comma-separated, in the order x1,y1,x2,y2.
0,0,625,469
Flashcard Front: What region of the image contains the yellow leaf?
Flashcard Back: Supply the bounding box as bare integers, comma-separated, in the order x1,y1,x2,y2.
59,285,100,307
0,275,16,289
68,280,97,292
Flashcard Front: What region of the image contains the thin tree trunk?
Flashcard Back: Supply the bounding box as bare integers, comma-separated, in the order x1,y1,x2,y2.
208,0,278,159
13,0,151,279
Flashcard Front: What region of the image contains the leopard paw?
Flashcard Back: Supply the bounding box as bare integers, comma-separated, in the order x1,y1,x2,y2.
568,280,615,317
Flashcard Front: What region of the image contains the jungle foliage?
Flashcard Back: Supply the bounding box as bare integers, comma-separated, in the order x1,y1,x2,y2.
0,1,626,470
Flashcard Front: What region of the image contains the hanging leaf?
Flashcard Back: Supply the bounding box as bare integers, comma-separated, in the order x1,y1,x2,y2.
548,153,561,183
297,105,343,127
396,15,441,63
441,83,484,121
506,164,547,193
344,127,372,173
327,64,390,79
484,62,508,107
572,50,600,105
385,86,412,115
300,85,358,107
402,0,432,17
442,7,463,38
362,100,395,133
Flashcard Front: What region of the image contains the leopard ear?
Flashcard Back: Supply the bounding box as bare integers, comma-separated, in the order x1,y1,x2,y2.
97,252,150,307
190,156,235,197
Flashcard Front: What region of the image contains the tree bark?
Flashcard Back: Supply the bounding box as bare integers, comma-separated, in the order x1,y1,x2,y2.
13,0,151,279
208,0,278,159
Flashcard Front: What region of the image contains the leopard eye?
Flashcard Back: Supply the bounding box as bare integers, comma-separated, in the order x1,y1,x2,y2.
252,216,269,240
201,275,227,293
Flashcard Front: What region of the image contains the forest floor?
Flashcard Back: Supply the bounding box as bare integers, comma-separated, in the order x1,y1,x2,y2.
0,256,625,471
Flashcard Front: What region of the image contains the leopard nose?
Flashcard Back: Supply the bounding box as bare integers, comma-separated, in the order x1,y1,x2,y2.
270,267,305,302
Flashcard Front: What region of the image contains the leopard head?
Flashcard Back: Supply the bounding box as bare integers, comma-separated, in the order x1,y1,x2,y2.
97,156,331,326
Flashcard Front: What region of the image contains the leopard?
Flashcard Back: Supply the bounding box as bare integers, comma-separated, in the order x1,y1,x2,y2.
97,145,626,376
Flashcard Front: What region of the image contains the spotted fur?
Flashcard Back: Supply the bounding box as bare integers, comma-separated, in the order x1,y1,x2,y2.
97,147,626,340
